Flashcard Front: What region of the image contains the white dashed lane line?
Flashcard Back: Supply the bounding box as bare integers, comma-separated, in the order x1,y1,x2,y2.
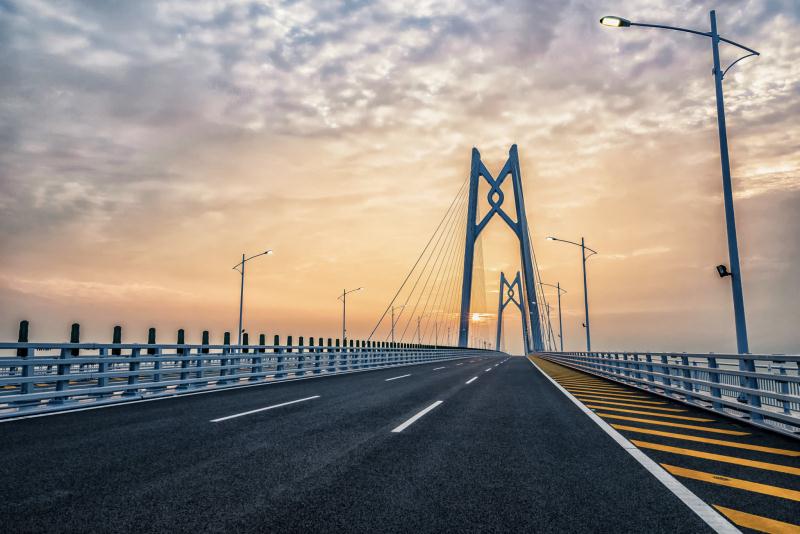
391,401,444,433
385,374,411,382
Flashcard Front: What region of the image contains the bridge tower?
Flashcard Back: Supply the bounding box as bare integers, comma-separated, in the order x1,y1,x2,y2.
495,271,530,352
458,145,544,352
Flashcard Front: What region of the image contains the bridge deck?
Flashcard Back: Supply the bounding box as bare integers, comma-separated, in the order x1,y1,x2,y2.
1,356,796,532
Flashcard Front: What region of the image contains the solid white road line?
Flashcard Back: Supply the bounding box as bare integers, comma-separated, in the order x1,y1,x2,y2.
433,367,445,371
526,358,739,534
466,376,478,384
385,374,411,382
210,395,320,423
391,401,444,433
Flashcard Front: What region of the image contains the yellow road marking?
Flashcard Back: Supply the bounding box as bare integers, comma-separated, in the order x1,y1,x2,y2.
574,393,665,404
632,440,800,476
559,382,638,393
570,390,653,399
582,400,686,412
585,405,712,422
612,425,800,457
597,414,749,435
713,505,800,534
662,464,800,502
564,386,649,399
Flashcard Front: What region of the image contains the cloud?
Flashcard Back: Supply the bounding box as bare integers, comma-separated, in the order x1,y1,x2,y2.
0,0,798,353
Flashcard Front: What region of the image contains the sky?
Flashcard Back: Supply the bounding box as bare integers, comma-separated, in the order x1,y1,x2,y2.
1,0,798,355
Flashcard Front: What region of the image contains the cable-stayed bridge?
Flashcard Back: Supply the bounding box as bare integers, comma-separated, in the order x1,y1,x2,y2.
1,147,798,533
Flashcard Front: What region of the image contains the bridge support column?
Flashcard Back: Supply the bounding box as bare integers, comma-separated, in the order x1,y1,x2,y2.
458,146,544,352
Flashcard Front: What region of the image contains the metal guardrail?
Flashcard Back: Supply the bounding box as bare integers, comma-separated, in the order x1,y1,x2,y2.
539,351,800,439
0,342,498,419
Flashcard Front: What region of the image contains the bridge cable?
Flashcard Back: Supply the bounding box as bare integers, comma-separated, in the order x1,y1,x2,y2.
367,179,468,341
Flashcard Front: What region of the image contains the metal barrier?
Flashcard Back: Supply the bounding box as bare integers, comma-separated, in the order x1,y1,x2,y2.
539,351,800,439
0,341,497,419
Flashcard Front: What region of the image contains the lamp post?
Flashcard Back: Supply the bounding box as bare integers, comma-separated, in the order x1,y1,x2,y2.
391,305,405,344
542,282,567,352
547,237,596,351
233,249,273,347
339,287,363,344
600,11,760,407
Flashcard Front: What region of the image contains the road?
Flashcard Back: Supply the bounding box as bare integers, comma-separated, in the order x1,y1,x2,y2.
1,354,791,533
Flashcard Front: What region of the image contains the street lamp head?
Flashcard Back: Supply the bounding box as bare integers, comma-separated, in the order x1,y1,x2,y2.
265,249,273,255
716,264,732,278
600,16,631,28
357,287,364,291
546,236,556,241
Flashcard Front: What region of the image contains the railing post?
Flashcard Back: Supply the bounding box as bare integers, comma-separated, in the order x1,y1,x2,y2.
53,323,80,404
104,325,122,397
177,329,189,390
297,336,305,376
275,335,286,379
147,327,161,390
218,331,231,384
314,337,322,374
97,325,118,397
17,320,32,395
743,357,764,423
776,363,791,415
251,333,264,381
660,354,672,395
708,356,723,411
286,335,294,376
124,345,141,397
645,353,655,391
327,338,335,373
196,330,209,386
680,354,695,403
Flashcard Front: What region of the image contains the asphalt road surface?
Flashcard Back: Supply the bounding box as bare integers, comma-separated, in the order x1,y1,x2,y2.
3,354,791,533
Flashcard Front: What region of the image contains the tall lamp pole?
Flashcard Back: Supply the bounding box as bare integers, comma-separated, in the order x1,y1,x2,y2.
600,11,760,408
339,287,363,344
391,305,405,344
542,282,567,352
233,249,273,347
547,237,597,351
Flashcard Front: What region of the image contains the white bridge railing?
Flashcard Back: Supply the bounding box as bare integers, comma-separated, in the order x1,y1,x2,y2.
0,341,496,419
539,351,800,439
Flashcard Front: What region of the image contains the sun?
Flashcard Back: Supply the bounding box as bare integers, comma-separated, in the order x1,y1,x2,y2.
471,313,481,322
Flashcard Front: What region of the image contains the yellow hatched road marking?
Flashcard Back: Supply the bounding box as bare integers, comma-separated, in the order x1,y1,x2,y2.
662,464,800,502
632,440,800,476
597,414,749,435
556,380,606,384
570,390,653,399
583,400,686,412
713,505,800,534
561,382,644,390
585,405,712,422
575,393,665,404
564,386,648,399
612,425,800,457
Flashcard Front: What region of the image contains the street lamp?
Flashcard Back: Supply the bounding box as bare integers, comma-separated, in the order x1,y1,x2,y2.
233,249,273,347
599,11,758,358
391,305,405,344
547,236,597,351
339,287,363,344
600,11,760,409
541,282,567,352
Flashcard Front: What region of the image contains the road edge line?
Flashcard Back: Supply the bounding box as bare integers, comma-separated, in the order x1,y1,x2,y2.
526,357,740,534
